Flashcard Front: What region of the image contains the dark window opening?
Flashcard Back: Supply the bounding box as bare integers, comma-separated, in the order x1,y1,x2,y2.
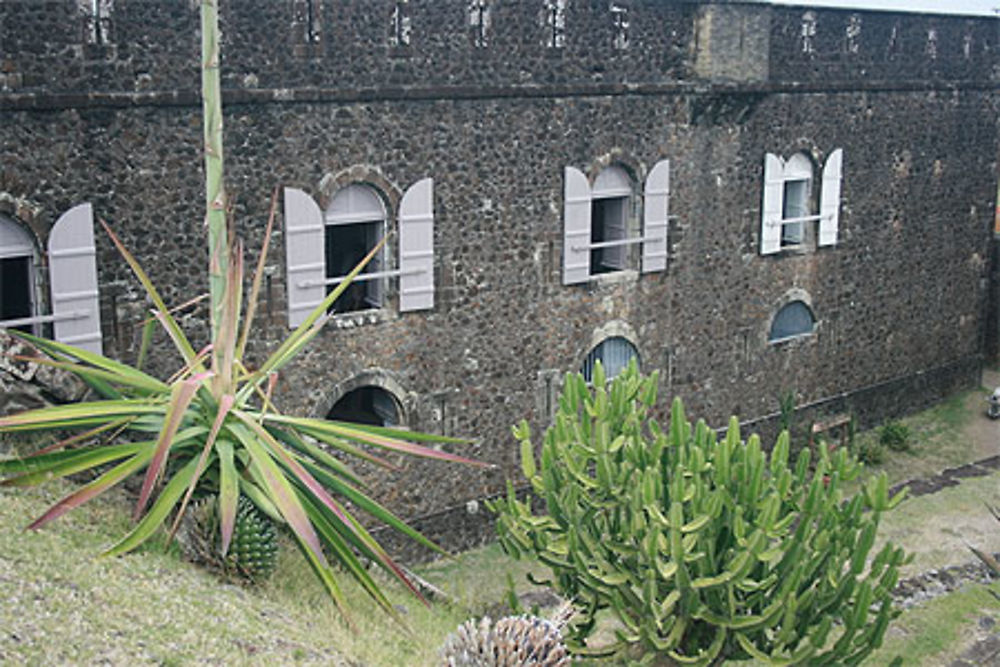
324,221,382,313
1,256,33,333
590,196,628,274
770,300,816,342
581,336,639,383
781,179,809,246
327,386,401,427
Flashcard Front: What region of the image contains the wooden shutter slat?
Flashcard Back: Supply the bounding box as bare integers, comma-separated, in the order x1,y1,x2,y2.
760,153,784,255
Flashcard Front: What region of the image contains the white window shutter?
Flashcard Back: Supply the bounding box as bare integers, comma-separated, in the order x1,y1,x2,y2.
48,203,102,355
563,166,591,284
760,153,784,255
399,177,434,312
819,148,843,247
284,187,326,327
642,159,669,274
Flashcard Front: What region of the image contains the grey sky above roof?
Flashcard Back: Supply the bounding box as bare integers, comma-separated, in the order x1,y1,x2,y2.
764,0,998,16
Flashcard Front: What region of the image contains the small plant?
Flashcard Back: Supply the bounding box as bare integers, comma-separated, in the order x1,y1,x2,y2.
879,421,911,452
492,361,908,664
777,388,797,433
441,606,573,667
179,494,279,582
854,438,887,465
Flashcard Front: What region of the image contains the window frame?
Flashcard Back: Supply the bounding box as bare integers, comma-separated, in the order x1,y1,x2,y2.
761,149,844,255
323,183,388,314
768,299,817,345
562,159,670,285
580,335,640,384
0,215,41,335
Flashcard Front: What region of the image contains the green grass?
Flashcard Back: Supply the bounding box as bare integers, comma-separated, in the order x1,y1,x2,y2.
842,386,990,493
875,471,1000,575
0,479,553,666
2,374,997,665
868,584,1000,666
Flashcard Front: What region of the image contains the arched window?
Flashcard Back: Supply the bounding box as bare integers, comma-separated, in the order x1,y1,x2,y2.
562,160,670,284
769,300,816,343
327,386,401,427
590,166,633,274
324,184,386,313
760,149,844,255
581,336,639,383
0,215,38,334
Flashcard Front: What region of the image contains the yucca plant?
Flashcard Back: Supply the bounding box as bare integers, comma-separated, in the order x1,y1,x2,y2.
0,0,486,620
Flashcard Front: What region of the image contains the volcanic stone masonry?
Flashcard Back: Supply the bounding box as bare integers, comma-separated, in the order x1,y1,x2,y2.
1,0,998,557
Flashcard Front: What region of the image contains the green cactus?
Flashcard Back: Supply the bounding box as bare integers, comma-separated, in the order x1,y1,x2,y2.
490,361,908,665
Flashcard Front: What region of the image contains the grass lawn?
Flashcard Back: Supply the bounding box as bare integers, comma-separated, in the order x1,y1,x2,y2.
1,372,998,665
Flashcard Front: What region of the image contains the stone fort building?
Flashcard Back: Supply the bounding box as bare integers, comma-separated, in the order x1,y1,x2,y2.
2,0,999,554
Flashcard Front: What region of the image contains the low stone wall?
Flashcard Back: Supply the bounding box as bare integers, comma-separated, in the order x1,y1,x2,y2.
0,331,87,418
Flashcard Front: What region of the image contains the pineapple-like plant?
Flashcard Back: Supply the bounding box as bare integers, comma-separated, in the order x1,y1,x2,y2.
179,494,278,582
491,361,909,665
440,612,571,667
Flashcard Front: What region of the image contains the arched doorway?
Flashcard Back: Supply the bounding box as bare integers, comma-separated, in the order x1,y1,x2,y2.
326,385,401,427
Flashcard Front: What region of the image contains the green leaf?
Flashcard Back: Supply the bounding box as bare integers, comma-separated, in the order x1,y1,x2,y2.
103,454,201,557
27,452,153,530
134,376,203,521
216,438,239,555
101,220,202,369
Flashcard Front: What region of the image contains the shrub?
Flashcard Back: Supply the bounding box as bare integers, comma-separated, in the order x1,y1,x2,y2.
491,362,908,665
854,439,887,465
878,421,911,452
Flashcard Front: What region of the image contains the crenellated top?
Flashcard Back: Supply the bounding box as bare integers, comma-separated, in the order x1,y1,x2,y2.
0,1,995,103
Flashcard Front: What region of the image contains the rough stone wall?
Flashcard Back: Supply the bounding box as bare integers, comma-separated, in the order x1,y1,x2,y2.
1,1,997,556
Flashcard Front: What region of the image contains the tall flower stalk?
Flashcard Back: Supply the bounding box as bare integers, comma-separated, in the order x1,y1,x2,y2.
201,0,227,377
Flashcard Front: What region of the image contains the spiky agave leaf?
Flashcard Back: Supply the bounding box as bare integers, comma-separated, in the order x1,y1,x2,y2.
0,0,490,624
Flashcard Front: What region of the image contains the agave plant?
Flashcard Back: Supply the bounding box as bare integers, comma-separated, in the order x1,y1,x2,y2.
0,1,486,620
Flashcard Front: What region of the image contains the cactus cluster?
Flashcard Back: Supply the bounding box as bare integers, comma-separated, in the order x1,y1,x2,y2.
491,361,908,665
179,495,279,583
440,614,570,667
